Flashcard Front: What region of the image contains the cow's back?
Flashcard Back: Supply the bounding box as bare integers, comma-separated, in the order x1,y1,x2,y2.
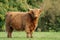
6,12,28,30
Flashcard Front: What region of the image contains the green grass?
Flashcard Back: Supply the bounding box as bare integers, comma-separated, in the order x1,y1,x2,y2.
0,32,60,40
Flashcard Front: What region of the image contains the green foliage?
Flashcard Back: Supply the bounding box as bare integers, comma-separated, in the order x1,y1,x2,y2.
0,7,6,29
27,0,42,8
0,14,4,27
0,0,60,32
37,0,60,32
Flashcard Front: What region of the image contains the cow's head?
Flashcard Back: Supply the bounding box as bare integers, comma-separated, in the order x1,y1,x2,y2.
28,8,42,20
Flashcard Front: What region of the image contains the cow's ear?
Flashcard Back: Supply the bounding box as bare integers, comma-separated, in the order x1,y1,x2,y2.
28,9,34,14
28,10,35,18
39,9,42,13
28,8,33,11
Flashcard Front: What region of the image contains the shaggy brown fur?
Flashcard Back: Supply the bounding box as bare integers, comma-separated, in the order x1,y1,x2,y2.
5,9,42,38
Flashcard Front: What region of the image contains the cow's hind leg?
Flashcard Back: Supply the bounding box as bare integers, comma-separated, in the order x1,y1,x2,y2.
6,26,13,38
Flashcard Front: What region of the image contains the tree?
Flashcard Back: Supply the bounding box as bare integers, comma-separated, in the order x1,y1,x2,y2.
38,0,60,32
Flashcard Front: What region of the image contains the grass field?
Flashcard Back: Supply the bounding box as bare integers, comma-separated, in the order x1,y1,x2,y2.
0,32,60,40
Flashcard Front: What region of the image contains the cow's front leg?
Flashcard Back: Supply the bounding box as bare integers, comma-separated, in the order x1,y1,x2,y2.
25,26,31,38
26,32,30,38
30,31,33,38
25,29,30,38
25,28,33,38
26,31,33,38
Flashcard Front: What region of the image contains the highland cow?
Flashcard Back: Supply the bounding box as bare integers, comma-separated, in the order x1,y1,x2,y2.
5,9,42,38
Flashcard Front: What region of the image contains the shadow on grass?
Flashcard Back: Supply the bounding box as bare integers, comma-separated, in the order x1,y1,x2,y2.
0,37,36,40
0,36,39,39
0,37,26,38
